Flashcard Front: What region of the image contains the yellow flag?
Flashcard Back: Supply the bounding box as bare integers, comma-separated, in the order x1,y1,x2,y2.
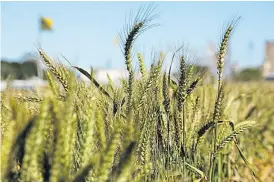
40,17,53,31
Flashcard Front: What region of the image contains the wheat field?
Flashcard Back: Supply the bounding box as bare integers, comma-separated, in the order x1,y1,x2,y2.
1,5,274,182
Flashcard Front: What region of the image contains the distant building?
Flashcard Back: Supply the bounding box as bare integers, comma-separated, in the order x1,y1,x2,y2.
94,68,129,86
262,41,274,79
79,68,142,86
0,76,47,91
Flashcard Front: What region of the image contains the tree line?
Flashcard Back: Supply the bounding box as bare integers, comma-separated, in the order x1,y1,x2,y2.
1,59,42,80
1,58,263,81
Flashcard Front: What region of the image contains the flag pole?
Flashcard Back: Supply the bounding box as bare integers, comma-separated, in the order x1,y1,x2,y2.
37,16,42,79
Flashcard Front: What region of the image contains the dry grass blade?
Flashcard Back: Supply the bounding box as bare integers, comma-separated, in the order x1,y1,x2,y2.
168,45,184,85
72,66,112,100
185,162,207,180
214,121,256,156
234,141,262,182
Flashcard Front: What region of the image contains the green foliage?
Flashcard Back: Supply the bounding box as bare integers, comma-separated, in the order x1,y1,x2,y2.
233,67,263,81
1,60,39,80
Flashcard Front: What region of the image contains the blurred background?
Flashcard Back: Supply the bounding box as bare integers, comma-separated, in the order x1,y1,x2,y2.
1,1,274,90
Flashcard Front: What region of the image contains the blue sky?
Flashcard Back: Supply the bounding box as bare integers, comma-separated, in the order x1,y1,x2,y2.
1,1,274,70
